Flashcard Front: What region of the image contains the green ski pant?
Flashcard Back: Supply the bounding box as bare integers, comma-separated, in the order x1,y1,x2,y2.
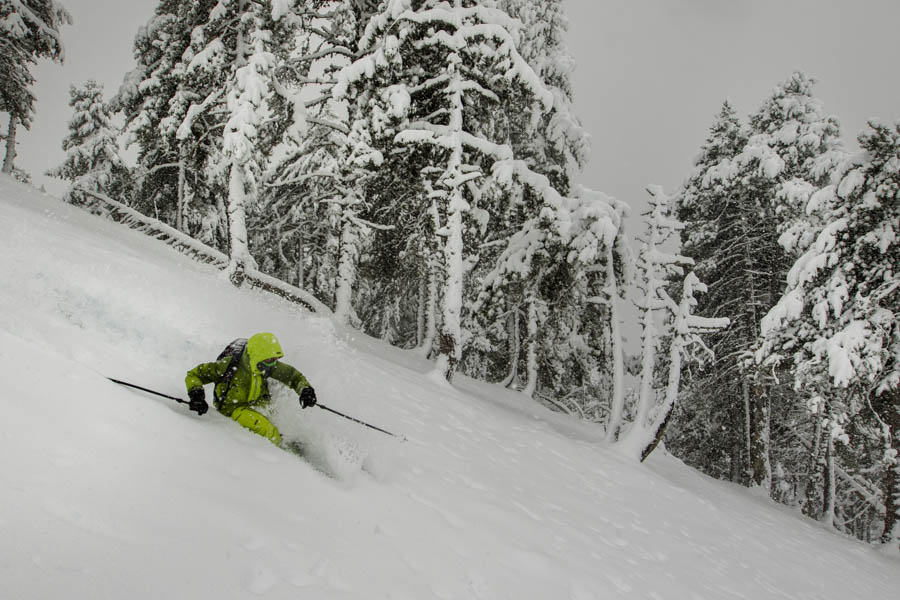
231,407,282,446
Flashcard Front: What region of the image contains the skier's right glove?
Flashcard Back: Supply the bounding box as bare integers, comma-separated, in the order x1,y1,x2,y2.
299,386,317,409
188,387,208,415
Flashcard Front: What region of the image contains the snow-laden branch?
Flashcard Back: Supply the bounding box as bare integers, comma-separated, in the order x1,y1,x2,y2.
394,125,515,162
7,0,71,57
344,0,553,110
187,37,227,72
271,77,308,142
176,90,224,141
267,171,340,188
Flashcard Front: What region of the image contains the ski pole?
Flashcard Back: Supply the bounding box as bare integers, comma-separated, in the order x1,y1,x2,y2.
317,404,406,441
108,379,406,440
107,377,188,405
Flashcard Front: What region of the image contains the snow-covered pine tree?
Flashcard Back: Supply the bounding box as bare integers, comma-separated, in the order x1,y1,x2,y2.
470,182,629,409
615,186,691,445
666,102,751,481
741,72,845,497
334,0,556,381
499,0,589,189
262,119,342,301
116,0,223,241
264,105,391,325
257,1,386,324
614,186,727,458
0,17,35,175
696,72,846,493
0,0,71,173
184,0,270,283
123,0,308,285
46,80,131,204
533,186,630,417
638,271,729,462
756,120,899,546
463,0,607,409
746,73,845,254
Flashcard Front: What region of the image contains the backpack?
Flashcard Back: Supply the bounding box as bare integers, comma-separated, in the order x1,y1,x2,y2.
214,338,247,401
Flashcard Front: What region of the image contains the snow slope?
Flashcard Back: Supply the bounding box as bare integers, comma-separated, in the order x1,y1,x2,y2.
0,175,896,599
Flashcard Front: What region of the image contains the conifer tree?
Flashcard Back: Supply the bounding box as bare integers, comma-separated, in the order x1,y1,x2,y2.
691,73,845,492
757,120,899,546
500,0,590,188
190,0,309,284
465,0,603,406
667,102,755,481
0,0,71,173
738,72,844,493
471,183,629,407
47,80,130,203
333,0,627,410
335,0,557,380
265,106,390,325
120,0,308,285
638,271,729,462
614,186,727,458
116,0,222,240
262,119,344,301
255,1,396,324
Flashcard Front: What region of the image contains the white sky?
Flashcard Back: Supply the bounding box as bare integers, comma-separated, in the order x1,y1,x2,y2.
13,0,900,234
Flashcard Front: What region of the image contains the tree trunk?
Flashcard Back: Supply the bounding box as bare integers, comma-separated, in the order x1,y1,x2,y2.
419,262,438,359
633,296,658,433
883,445,900,547
641,406,675,463
176,145,187,231
216,193,228,253
738,207,772,491
821,424,836,528
730,442,743,483
521,294,539,397
226,161,252,286
438,330,457,381
745,376,772,491
803,416,824,519
640,319,686,462
334,206,358,324
436,60,466,382
296,233,305,288
225,2,252,287
501,310,520,388
416,276,426,348
2,116,18,174
877,388,900,547
604,247,626,442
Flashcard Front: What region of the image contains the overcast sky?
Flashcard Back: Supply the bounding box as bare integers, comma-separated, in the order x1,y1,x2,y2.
14,0,900,236
566,0,900,229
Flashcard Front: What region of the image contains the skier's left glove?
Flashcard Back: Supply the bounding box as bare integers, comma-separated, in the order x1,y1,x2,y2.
299,386,317,409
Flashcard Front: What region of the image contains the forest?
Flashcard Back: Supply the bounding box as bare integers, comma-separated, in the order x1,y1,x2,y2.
2,0,897,550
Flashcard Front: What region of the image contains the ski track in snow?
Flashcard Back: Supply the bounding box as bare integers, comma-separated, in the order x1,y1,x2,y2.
0,175,898,599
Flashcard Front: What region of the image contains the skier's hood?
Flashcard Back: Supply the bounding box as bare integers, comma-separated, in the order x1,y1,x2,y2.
246,332,284,401
247,332,284,367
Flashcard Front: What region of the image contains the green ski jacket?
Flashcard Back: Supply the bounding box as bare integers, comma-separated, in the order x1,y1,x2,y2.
185,336,310,417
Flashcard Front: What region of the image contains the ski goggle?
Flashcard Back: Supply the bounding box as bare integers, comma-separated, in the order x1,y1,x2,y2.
257,358,277,370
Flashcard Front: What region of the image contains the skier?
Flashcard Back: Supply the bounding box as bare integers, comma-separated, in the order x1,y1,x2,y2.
185,332,317,446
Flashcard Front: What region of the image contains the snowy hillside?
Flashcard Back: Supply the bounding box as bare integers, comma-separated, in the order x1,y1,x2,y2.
1,174,897,599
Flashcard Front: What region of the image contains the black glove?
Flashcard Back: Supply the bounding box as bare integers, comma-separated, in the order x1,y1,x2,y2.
299,386,317,409
188,387,208,416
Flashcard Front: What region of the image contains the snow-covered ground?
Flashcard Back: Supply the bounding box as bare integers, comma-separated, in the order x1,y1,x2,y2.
1,174,896,599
